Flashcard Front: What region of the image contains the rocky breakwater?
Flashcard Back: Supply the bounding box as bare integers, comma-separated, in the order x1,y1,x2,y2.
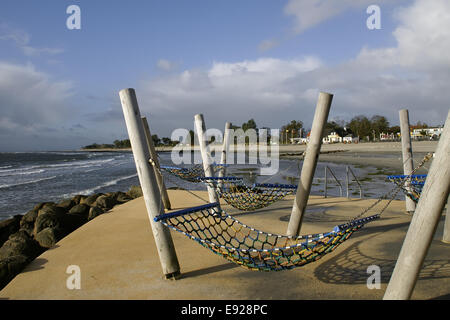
0,185,143,290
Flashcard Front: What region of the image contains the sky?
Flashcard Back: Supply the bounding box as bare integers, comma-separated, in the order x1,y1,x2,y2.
0,0,449,151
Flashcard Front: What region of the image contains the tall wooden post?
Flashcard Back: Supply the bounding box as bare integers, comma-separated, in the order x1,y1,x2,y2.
119,88,180,279
217,122,232,190
142,117,171,210
384,110,450,300
399,109,416,214
286,92,333,236
194,114,220,204
443,193,450,243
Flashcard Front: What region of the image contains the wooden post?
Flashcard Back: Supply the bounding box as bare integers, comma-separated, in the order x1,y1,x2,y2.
194,114,220,204
384,110,450,300
119,88,180,279
219,122,232,176
346,166,350,198
443,193,450,243
217,122,231,190
286,92,333,236
142,117,171,210
399,109,416,214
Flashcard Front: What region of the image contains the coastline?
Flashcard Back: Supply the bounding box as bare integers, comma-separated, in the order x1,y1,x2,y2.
79,141,438,173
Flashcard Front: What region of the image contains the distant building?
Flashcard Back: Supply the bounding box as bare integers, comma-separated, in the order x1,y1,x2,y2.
322,132,342,144
379,132,397,141
411,127,443,139
343,135,359,144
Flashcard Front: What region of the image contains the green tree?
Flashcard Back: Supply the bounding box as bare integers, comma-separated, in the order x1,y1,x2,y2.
370,115,390,137
281,120,303,143
347,115,372,140
152,134,161,146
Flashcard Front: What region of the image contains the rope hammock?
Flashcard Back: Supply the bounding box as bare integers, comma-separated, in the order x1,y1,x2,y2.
198,177,297,211
155,202,380,271
387,174,426,203
151,154,432,271
160,164,226,182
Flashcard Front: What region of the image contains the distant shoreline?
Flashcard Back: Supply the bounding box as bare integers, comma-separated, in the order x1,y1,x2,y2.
78,140,437,174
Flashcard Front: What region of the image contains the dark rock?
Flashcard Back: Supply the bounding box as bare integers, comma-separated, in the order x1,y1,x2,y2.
37,205,66,217
68,203,90,216
127,185,142,199
80,194,101,207
35,227,60,248
0,230,41,260
88,206,105,221
0,215,22,248
34,212,61,236
116,191,132,204
0,254,29,290
94,195,116,210
58,213,87,234
33,202,55,212
57,199,76,211
20,209,38,235
71,195,87,205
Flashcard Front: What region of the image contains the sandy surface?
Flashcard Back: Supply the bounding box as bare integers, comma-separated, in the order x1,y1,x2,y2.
1,189,448,300
80,141,437,174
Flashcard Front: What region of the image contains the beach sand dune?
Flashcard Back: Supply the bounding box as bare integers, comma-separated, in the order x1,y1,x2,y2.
1,189,448,300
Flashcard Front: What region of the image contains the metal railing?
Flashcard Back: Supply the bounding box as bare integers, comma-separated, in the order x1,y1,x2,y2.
319,165,363,199
346,166,363,199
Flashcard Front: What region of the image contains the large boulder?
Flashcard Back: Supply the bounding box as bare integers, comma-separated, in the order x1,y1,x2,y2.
19,209,38,236
127,185,142,199
71,195,87,205
0,254,29,290
115,191,132,204
0,215,22,248
0,230,41,260
88,206,105,221
68,203,90,216
80,194,101,207
33,202,55,212
37,204,66,217
57,199,76,211
58,213,87,235
94,195,116,210
33,212,62,236
35,227,60,248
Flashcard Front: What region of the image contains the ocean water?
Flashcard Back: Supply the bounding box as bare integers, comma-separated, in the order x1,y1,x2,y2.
0,151,398,221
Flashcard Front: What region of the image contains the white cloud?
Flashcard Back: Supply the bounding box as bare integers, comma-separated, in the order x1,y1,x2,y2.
134,0,449,136
156,59,177,71
258,39,279,52
284,0,391,34
0,62,73,138
0,24,64,57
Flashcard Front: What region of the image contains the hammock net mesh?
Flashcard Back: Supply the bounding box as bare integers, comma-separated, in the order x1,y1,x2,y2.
155,202,380,271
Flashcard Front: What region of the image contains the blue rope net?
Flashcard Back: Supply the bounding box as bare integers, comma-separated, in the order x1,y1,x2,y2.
387,174,426,203
199,177,297,211
160,164,226,182
155,202,379,271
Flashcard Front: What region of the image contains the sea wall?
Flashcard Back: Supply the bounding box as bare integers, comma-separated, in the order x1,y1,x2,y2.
0,185,143,290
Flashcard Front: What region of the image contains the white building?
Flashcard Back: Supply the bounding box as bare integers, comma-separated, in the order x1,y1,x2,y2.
322,132,342,144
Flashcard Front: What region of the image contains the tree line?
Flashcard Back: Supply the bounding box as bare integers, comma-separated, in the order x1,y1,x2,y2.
83,115,433,149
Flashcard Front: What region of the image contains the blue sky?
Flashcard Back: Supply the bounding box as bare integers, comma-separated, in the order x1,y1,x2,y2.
0,0,448,151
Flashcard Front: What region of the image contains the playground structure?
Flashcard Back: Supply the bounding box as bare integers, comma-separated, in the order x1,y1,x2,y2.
119,88,449,299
